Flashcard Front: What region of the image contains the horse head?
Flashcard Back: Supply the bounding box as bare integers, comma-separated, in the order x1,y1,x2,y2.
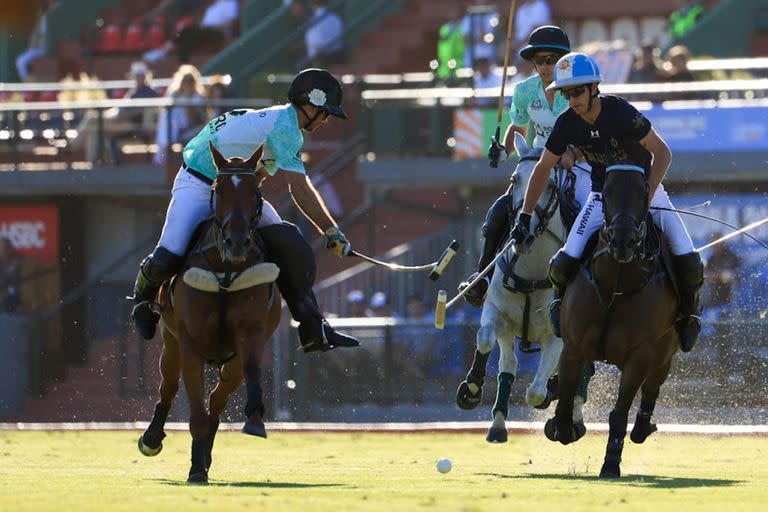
509,132,559,245
601,162,649,263
209,141,265,265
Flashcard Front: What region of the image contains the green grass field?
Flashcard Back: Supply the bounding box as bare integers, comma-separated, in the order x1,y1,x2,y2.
2,430,767,511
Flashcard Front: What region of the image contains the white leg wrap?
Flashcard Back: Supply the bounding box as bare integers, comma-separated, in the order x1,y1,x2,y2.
157,168,213,255
650,185,695,255
563,192,605,258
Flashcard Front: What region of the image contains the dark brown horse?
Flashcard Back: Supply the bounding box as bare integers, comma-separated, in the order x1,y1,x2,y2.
544,164,679,478
137,142,281,484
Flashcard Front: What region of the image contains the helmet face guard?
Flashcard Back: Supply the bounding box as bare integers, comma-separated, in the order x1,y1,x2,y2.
287,68,348,119
519,25,571,61
546,52,602,91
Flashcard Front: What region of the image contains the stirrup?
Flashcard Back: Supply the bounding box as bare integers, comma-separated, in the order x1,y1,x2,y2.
549,298,562,338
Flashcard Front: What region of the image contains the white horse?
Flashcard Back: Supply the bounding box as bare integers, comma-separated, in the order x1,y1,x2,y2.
456,132,585,443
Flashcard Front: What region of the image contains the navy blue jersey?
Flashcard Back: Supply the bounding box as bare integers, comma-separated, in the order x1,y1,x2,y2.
545,95,653,191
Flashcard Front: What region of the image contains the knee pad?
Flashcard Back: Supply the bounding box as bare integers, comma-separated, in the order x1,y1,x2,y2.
548,249,580,289
258,222,316,297
481,193,514,239
140,246,184,285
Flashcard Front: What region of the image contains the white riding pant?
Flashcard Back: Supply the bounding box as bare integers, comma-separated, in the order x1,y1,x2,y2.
157,167,282,256
569,163,592,208
563,184,695,258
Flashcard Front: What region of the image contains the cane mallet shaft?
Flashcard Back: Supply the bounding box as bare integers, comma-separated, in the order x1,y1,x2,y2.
429,240,460,281
435,290,448,330
490,0,517,169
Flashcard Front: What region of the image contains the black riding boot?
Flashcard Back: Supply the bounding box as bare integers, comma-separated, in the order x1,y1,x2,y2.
459,192,513,307
259,222,360,353
671,252,704,352
547,250,580,338
131,247,183,340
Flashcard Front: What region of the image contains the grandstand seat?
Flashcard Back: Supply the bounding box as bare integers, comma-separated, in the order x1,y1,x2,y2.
147,18,168,49
124,19,146,53
38,91,58,102
99,22,123,53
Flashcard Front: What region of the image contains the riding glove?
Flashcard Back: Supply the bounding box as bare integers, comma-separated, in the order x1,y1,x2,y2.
325,226,351,257
510,212,531,245
488,138,509,168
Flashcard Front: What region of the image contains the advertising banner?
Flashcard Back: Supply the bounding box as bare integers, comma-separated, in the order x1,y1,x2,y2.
0,205,59,263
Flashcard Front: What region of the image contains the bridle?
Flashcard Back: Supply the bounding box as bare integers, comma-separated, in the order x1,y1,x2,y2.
209,167,264,262
510,155,561,243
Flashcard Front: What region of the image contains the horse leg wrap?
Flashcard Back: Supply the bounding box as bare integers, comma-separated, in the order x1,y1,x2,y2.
143,402,171,447
492,372,515,419
243,381,265,420
576,363,596,403
205,419,220,470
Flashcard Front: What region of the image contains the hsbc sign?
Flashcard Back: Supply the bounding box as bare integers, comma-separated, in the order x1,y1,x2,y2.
0,205,59,263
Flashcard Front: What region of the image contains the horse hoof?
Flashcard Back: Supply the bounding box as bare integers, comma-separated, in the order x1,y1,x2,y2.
599,463,621,479
573,422,587,442
533,390,553,410
486,426,508,443
187,471,208,484
456,381,482,410
242,420,268,438
544,418,558,442
630,421,657,444
137,434,163,457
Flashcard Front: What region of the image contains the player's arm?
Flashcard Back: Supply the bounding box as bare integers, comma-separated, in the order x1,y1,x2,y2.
521,149,561,215
640,127,672,196
283,170,337,234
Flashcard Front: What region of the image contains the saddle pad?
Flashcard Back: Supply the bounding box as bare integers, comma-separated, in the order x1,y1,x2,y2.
183,263,280,292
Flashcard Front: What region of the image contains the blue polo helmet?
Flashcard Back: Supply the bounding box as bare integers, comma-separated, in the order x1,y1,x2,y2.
546,52,602,91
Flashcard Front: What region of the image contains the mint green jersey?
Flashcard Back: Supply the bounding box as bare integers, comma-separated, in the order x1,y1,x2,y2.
182,104,305,181
509,75,569,148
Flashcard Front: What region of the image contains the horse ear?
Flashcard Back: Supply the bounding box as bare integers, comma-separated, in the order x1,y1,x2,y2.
209,141,228,170
245,144,264,170
513,131,528,157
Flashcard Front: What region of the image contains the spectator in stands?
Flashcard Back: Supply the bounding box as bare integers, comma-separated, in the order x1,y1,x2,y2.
627,42,665,84
106,62,160,164
703,235,741,316
304,0,345,68
345,290,367,317
367,291,397,318
206,74,232,117
199,0,239,38
435,4,465,85
663,45,696,82
15,0,54,82
472,57,504,107
0,237,22,314
512,0,552,67
153,65,207,165
144,0,236,64
461,0,499,69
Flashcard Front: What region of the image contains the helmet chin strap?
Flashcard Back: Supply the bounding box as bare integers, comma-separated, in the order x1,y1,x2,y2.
587,84,600,112
296,104,324,130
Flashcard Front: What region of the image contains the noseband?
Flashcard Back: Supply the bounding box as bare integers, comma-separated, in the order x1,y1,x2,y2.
210,167,264,261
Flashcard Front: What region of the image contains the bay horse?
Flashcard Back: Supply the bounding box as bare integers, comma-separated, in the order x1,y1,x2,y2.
455,133,586,442
137,142,281,484
544,163,678,478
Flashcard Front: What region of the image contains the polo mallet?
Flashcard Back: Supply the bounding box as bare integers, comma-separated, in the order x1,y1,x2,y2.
435,234,519,329
347,240,460,280
696,215,768,251
489,0,517,169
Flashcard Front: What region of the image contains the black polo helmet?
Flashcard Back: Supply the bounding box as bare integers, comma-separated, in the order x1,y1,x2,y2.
287,68,348,119
519,26,571,61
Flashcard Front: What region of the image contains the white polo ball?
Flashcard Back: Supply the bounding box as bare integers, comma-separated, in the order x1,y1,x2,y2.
436,457,452,473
